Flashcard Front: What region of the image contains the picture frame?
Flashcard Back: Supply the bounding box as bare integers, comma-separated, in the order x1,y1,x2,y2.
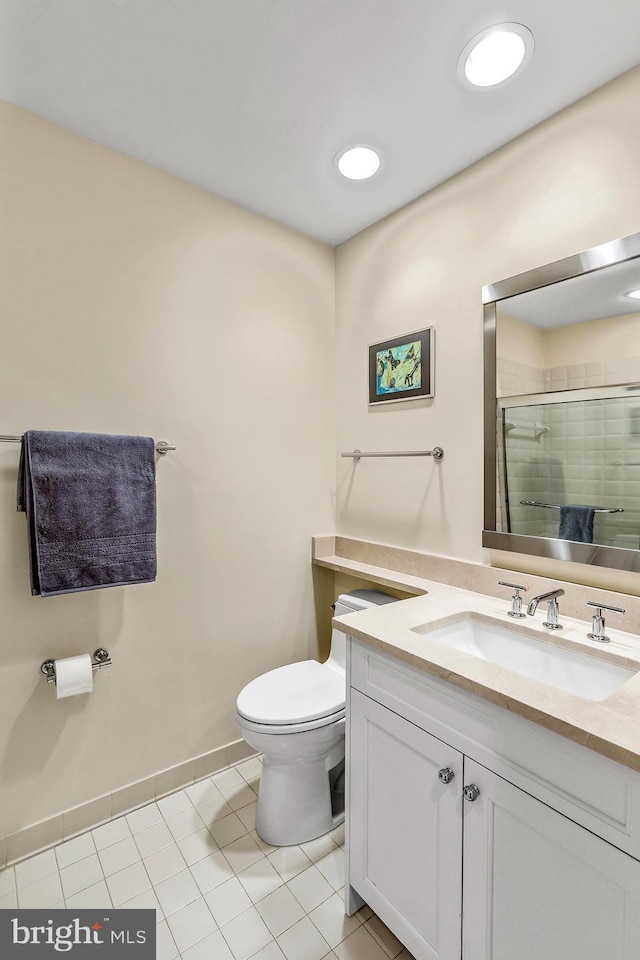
368,327,434,404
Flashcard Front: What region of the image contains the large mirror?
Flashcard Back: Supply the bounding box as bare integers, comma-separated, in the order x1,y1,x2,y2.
483,231,640,572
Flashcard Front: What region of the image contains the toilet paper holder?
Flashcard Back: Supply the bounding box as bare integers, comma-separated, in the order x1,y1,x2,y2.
40,648,112,683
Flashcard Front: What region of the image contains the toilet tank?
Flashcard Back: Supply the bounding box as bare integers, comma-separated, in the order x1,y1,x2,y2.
328,589,397,671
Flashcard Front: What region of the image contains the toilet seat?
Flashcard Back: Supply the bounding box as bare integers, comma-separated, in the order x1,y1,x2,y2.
236,659,344,726
236,710,344,736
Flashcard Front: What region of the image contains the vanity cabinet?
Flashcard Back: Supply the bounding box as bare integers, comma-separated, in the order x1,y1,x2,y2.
462,758,640,960
346,639,640,960
350,689,463,960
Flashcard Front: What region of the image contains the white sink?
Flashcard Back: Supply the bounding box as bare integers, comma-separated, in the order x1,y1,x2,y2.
411,616,637,701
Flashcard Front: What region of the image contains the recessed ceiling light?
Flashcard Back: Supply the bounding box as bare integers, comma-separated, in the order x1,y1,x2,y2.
459,23,534,88
335,146,381,180
626,288,640,300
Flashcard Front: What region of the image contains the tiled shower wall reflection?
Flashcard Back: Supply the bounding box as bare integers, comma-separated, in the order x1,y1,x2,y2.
497,358,640,546
497,356,640,396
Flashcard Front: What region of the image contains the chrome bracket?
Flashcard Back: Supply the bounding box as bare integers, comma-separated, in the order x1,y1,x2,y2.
41,648,112,684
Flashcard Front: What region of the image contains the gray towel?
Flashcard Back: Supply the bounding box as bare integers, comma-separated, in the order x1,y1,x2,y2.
17,431,157,596
558,505,595,543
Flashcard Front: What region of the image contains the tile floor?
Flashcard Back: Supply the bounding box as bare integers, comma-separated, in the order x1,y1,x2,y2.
0,756,415,960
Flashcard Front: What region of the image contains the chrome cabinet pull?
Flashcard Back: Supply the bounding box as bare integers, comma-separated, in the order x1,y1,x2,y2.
463,784,480,802
438,767,455,784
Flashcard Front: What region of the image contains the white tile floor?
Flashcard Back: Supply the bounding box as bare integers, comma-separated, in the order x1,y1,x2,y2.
0,756,415,960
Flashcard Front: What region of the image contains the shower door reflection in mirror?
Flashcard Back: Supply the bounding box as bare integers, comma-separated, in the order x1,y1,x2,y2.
499,388,640,549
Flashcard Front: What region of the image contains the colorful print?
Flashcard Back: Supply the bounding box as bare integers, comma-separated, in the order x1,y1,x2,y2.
376,340,421,395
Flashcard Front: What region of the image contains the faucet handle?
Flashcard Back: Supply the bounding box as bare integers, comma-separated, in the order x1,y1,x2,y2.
498,581,527,619
586,601,625,615
586,601,625,643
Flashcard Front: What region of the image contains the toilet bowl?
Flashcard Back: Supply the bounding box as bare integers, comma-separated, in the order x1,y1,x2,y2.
236,589,396,846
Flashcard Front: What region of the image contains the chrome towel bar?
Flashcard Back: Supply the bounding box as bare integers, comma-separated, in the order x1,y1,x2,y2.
504,419,549,438
342,447,444,461
0,435,176,455
41,648,112,683
520,500,623,514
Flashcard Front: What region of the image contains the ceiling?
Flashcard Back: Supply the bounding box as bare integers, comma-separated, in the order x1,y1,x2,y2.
501,258,640,329
2,1,640,246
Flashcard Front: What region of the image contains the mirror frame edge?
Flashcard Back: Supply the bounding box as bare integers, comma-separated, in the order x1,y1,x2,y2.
482,230,640,575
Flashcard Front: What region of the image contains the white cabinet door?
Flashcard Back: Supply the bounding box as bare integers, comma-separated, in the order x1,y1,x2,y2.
462,758,640,960
349,689,463,960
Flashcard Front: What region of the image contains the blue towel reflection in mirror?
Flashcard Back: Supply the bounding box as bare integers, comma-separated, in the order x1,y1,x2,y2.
558,505,595,544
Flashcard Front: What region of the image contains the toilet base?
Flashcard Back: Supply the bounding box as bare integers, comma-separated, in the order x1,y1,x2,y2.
255,753,344,847
237,713,346,848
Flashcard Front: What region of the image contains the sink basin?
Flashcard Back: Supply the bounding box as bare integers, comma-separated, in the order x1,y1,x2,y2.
411,616,637,701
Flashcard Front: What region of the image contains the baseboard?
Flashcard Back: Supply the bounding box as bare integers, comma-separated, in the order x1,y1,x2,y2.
1,738,256,868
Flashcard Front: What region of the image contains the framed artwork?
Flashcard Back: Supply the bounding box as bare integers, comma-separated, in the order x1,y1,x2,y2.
369,327,434,404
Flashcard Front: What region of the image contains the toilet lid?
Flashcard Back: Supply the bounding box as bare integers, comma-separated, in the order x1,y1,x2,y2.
237,660,345,725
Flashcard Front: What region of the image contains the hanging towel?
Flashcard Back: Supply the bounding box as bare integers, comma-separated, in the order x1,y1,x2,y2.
17,431,157,597
558,505,595,544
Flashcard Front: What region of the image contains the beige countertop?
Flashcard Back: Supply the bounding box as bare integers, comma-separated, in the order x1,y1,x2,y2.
335,581,640,772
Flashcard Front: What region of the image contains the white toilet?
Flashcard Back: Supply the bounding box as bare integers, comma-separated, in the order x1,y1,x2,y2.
236,589,395,846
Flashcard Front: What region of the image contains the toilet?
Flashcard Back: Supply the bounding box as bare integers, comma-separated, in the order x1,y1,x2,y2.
236,589,396,846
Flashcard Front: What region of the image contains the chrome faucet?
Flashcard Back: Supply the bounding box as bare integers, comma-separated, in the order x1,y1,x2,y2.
526,588,565,630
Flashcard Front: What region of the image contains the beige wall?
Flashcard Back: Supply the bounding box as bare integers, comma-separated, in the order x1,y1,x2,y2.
0,101,335,836
497,310,640,368
546,311,640,366
496,312,546,369
335,64,640,590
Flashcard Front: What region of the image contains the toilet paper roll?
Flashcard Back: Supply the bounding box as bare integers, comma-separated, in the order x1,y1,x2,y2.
54,654,94,700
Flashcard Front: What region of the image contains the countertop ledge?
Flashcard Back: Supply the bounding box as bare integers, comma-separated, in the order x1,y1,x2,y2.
334,580,640,773
312,553,428,595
